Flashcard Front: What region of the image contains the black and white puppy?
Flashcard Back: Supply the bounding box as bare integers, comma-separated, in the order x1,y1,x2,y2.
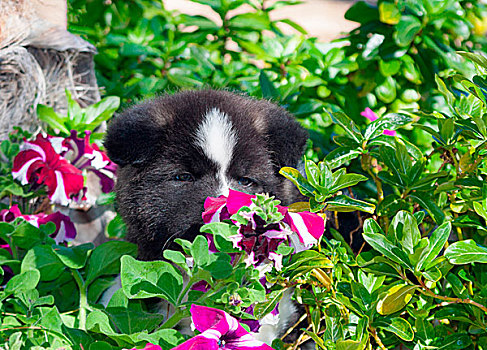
105,89,308,259
104,89,308,342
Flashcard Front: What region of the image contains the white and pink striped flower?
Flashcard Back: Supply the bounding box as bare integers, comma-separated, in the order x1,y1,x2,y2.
202,189,325,268
173,305,274,350
12,134,84,206
0,205,76,243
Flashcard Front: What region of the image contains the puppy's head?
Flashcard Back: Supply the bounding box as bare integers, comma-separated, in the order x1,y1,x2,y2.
104,90,307,260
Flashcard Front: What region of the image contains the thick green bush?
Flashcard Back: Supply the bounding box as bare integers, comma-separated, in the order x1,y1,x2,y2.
1,0,487,349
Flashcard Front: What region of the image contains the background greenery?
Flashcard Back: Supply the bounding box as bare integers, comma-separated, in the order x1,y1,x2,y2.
2,0,487,349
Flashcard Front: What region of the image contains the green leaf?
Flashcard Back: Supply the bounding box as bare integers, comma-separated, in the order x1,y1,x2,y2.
253,289,285,319
37,104,70,135
375,76,397,104
326,195,375,214
364,113,411,141
259,71,279,99
324,147,361,169
191,235,211,267
106,213,127,239
388,211,420,255
433,332,473,350
83,96,120,126
409,193,445,224
85,241,137,285
200,222,240,253
379,2,401,25
330,111,364,144
329,171,368,194
53,243,94,269
344,1,379,24
228,13,270,31
394,15,422,47
377,284,417,315
5,269,40,295
379,60,401,76
21,245,64,281
457,51,487,70
120,255,183,305
375,317,414,341
205,253,233,279
363,219,411,268
417,222,451,271
279,167,315,197
445,240,487,264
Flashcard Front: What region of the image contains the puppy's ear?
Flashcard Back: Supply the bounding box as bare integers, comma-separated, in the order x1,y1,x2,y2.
104,106,162,167
265,108,308,170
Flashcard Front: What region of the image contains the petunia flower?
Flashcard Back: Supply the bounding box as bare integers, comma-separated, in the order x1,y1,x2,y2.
12,134,84,205
173,305,274,350
361,107,397,137
62,131,117,194
0,205,76,244
202,189,325,264
128,343,162,350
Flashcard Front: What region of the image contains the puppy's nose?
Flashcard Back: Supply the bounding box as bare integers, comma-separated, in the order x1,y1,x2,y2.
218,184,230,197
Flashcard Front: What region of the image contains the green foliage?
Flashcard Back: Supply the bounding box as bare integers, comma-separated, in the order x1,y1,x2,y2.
37,91,119,139
3,0,487,348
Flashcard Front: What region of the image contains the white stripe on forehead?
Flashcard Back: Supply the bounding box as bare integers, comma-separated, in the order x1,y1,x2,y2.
194,108,237,196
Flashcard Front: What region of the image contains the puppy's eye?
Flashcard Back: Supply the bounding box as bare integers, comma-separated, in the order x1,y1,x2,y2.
237,177,255,187
174,173,195,182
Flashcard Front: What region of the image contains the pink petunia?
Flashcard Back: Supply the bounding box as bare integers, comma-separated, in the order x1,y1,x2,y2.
173,305,274,350
0,205,76,244
202,189,325,266
361,107,397,136
12,134,84,205
62,131,117,193
128,343,162,350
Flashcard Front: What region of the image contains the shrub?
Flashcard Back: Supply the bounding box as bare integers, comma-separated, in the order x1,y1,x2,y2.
1,1,487,349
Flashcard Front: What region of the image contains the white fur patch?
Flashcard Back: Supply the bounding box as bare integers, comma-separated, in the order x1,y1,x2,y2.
194,108,237,196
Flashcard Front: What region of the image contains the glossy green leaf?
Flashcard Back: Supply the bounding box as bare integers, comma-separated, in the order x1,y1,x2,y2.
379,2,401,25
445,240,487,264
330,111,363,144
279,167,315,197
377,284,416,315
364,113,412,141
363,219,411,268
324,147,361,169
417,222,451,271
394,15,422,47
326,195,375,214
375,317,414,341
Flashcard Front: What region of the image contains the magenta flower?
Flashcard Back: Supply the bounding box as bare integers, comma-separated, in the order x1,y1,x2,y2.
0,205,76,244
12,134,84,205
361,107,397,137
62,131,116,193
129,343,162,350
202,189,325,268
173,305,274,350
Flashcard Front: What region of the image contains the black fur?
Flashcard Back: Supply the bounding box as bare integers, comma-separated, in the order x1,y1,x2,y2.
104,90,308,260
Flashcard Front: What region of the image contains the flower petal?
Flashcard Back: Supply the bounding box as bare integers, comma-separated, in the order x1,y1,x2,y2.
361,107,378,122
225,333,274,350
202,196,228,224
226,189,255,215
37,211,77,243
285,211,324,251
172,334,219,350
0,205,22,222
268,252,283,271
191,304,237,335
383,129,397,136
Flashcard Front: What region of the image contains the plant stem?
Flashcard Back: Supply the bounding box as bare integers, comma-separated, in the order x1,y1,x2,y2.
72,270,88,330
160,309,186,329
418,280,487,314
370,327,388,350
